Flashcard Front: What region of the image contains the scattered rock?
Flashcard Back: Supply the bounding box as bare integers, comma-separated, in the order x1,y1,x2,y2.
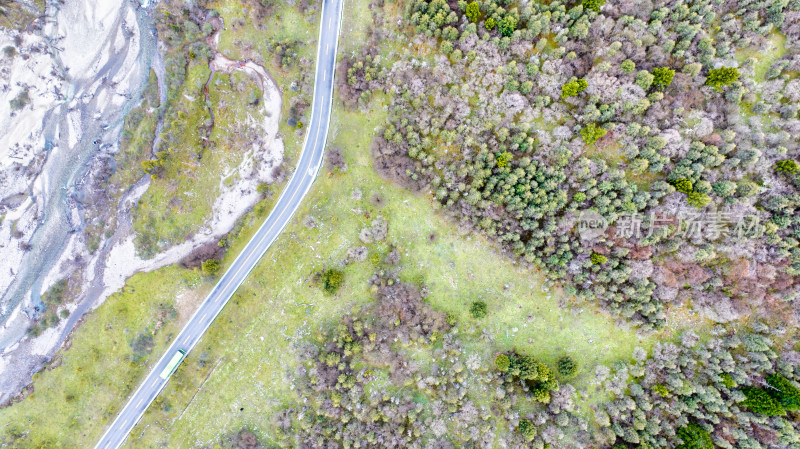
346,245,368,263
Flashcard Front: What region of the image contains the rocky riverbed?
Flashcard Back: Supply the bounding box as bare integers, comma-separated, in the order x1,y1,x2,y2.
0,1,284,403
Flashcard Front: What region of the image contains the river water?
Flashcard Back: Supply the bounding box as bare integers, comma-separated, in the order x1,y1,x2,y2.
0,0,157,349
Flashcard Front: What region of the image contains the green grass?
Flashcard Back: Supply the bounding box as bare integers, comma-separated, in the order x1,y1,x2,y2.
735,31,787,83
0,267,207,448
130,0,322,259
120,90,656,447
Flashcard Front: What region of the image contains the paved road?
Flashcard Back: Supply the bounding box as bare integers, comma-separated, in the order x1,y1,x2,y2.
94,0,343,447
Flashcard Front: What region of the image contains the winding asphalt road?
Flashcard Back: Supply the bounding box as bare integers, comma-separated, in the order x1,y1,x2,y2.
94,0,343,447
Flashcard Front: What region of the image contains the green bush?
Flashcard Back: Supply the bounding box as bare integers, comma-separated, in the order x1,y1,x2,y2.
686,192,710,209
516,355,539,380
495,354,511,372
635,70,655,89
322,269,345,295
653,384,670,397
580,123,607,145
736,181,760,197
591,253,608,264
706,67,740,90
485,17,496,31
675,423,714,449
497,15,517,37
518,419,537,441
561,78,588,98
469,300,488,318
651,67,675,87
670,178,693,194
582,0,606,13
201,259,221,277
41,279,67,307
620,59,635,73
465,1,479,22
129,332,155,361
740,386,786,416
774,159,799,175
530,383,551,403
557,356,578,379
496,151,512,168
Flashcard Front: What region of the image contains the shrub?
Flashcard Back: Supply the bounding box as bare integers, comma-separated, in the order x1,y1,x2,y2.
518,419,537,441
774,159,799,175
495,354,511,372
9,88,30,111
561,78,588,98
201,259,221,277
322,268,345,294
740,386,786,416
580,123,607,145
256,182,271,197
706,67,740,90
591,253,608,264
41,280,67,307
653,384,670,397
651,67,675,87
485,17,496,31
557,356,578,379
469,300,487,319
130,332,155,360
675,423,714,449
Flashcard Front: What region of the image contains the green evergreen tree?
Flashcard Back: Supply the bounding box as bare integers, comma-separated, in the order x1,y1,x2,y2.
516,355,540,380
518,419,537,441
498,15,517,37
465,1,479,22
675,423,714,449
706,67,740,90
740,386,786,416
561,78,588,98
582,0,606,13
557,356,578,379
766,374,800,411
581,123,607,145
651,67,675,87
774,159,800,175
